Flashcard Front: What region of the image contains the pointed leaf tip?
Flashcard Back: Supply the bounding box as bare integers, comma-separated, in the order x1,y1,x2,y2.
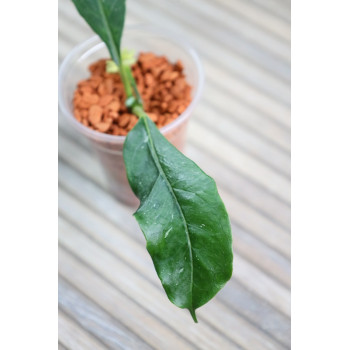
189,308,198,323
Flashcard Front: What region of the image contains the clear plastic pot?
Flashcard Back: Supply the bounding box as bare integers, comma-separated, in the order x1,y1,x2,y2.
58,25,204,206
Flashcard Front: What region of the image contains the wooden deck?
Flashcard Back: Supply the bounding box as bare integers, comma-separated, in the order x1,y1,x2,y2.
58,0,291,348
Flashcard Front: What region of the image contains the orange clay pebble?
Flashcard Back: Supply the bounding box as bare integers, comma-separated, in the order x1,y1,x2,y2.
88,105,103,125
73,54,192,136
99,94,114,107
109,110,119,120
106,100,120,111
81,109,88,119
88,93,100,104
178,104,186,114
118,113,132,128
96,121,112,132
105,78,114,94
97,82,107,96
127,115,138,131
144,73,155,87
80,85,94,94
111,125,123,135
89,75,102,89
147,113,158,122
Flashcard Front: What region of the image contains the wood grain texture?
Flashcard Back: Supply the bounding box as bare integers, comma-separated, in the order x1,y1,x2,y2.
58,0,290,348
59,277,153,350
58,309,108,350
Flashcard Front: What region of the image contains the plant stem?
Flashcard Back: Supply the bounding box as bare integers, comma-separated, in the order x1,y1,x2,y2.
119,59,144,114
119,63,133,99
132,104,148,119
124,65,143,105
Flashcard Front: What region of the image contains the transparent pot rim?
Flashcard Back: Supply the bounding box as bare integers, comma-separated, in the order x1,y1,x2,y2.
58,24,204,144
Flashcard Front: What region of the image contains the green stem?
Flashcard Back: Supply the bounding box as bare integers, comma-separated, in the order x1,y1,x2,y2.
132,104,148,119
119,63,133,99
119,59,144,113
124,65,143,105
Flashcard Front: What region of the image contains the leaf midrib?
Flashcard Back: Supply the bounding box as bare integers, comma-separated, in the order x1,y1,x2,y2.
141,117,195,311
96,0,120,62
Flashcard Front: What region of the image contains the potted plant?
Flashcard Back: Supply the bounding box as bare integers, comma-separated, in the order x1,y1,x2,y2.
59,0,233,323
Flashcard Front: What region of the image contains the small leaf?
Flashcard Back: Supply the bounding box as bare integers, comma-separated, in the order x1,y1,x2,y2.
106,60,119,73
106,49,136,73
123,115,233,321
72,0,126,64
121,48,137,66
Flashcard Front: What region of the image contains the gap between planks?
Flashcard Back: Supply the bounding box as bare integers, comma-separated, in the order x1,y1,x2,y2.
59,276,156,350
58,308,109,350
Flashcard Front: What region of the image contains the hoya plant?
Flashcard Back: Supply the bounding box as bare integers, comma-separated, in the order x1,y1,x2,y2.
72,0,233,322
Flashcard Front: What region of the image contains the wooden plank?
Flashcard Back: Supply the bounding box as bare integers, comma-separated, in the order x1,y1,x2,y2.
58,342,68,350
59,0,290,81
219,189,290,257
234,257,290,316
130,0,290,104
229,222,290,288
196,103,291,177
202,85,290,152
59,277,153,350
219,281,290,346
59,234,240,350
127,1,291,107
138,0,290,62
185,144,291,230
206,0,291,41
59,216,284,349
58,309,108,350
189,122,291,203
198,60,290,128
59,247,196,350
203,84,291,152
245,0,291,22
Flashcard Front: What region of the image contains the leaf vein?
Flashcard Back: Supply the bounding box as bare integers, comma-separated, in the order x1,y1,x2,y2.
142,117,195,312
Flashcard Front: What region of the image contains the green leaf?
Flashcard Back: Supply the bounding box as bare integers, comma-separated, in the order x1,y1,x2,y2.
123,115,233,322
72,0,126,64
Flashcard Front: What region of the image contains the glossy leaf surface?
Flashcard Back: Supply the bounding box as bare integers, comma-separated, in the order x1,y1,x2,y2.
124,115,233,321
72,0,125,64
